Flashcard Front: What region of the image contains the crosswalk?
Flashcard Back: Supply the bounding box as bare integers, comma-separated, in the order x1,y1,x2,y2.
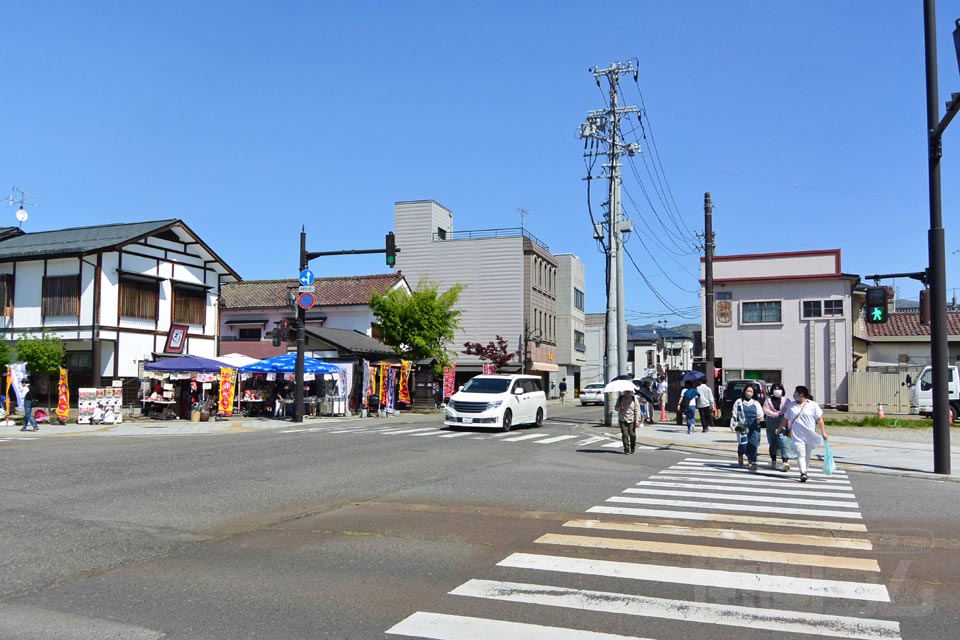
386,456,901,639
278,423,654,451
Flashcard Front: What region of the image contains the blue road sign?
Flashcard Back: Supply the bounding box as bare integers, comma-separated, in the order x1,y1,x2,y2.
299,269,315,286
298,292,316,310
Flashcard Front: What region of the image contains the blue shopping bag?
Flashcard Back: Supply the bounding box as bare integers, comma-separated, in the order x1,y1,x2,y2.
778,433,797,459
822,440,836,476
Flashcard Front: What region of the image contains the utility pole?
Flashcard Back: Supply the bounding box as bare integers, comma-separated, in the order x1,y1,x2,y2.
295,228,307,423
703,192,716,391
580,61,641,425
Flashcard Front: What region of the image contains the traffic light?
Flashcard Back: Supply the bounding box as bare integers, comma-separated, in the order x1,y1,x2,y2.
920,288,930,326
385,232,397,267
271,327,281,347
280,320,290,342
865,286,889,324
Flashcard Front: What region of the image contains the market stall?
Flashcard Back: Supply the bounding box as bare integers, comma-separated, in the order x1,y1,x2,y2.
143,354,227,420
239,354,343,417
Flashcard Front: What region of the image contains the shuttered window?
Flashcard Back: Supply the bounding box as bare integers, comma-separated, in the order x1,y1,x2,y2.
172,284,206,326
120,276,159,320
0,274,13,318
42,274,80,317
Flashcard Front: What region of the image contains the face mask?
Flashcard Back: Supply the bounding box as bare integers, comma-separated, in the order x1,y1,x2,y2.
794,393,801,402
773,390,783,398
744,392,753,399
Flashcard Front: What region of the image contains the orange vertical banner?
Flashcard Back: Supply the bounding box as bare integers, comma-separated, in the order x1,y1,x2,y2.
56,368,70,422
398,360,411,404
218,367,236,415
379,362,391,405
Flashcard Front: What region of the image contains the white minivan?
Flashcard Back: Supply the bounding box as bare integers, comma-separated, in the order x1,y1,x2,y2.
909,365,960,419
444,374,547,432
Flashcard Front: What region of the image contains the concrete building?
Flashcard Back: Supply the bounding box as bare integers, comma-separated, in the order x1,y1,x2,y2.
555,253,587,391
582,312,606,388
0,219,239,395
856,310,960,372
704,249,858,404
393,200,583,392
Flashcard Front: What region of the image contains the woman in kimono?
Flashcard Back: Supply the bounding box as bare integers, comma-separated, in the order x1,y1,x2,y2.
782,385,829,482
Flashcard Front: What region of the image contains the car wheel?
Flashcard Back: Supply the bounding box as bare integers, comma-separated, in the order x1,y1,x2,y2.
535,408,544,427
501,409,513,432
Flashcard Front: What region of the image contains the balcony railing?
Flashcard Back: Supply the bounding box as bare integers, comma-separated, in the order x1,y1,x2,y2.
432,227,549,250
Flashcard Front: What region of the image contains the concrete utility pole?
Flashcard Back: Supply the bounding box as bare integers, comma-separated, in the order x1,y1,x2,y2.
580,61,641,425
703,192,716,391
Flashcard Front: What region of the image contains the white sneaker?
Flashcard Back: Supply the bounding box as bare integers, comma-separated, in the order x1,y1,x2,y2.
782,462,790,472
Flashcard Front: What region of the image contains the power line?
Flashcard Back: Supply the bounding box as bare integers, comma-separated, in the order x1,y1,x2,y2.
623,245,700,319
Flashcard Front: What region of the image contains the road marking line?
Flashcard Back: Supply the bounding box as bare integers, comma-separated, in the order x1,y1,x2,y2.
534,435,580,444
536,533,880,572
563,519,873,550
380,427,439,435
587,505,868,532
637,480,859,499
278,427,325,433
623,487,860,509
411,430,448,436
451,580,901,640
471,432,516,439
386,611,648,639
651,474,855,492
606,496,863,519
674,461,847,479
435,432,474,438
502,433,552,442
602,441,626,449
662,468,852,485
499,552,889,601
328,428,375,433
576,436,609,446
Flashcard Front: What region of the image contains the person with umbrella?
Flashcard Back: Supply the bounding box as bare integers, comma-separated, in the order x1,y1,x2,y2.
677,379,700,434
616,387,642,454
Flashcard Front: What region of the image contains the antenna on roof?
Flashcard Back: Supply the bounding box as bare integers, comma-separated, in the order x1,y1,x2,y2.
9,186,37,229
516,207,531,232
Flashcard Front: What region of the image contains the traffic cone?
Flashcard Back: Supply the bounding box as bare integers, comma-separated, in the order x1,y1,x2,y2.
876,403,885,420
660,405,667,422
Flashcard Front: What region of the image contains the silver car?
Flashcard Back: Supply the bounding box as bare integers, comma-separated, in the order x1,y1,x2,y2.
579,382,605,405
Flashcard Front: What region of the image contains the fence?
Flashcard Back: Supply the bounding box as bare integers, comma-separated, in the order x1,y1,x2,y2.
847,370,916,413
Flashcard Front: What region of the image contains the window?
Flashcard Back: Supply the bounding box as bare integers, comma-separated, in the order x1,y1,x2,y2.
436,227,447,240
742,301,781,324
802,300,822,318
0,274,13,318
65,351,92,371
371,322,384,342
574,288,585,311
716,291,732,300
172,284,206,326
824,299,844,316
42,274,80,317
237,327,261,341
119,276,159,320
574,330,585,352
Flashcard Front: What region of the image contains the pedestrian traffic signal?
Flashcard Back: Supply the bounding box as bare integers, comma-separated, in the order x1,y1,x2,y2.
865,286,889,324
385,232,398,267
280,320,290,342
271,327,281,347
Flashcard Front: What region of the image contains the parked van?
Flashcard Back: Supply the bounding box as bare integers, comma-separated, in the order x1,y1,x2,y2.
909,365,960,419
444,374,547,432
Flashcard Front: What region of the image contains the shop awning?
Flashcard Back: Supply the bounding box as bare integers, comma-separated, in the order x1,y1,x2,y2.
529,361,559,372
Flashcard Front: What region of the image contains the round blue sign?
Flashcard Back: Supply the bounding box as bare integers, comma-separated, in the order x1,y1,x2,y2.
298,292,315,310
299,269,315,286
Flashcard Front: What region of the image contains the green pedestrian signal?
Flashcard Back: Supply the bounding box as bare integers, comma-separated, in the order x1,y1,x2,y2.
865,286,889,324
385,231,398,267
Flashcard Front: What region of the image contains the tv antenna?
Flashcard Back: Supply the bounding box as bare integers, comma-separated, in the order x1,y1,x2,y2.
517,207,531,231
8,186,37,229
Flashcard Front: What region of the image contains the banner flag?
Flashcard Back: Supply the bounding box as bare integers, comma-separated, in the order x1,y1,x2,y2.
379,362,391,405
218,367,237,415
442,364,456,400
56,368,70,422
398,360,411,404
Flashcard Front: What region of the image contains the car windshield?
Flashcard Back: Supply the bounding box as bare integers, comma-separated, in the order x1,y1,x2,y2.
727,382,761,398
461,377,512,394
585,384,604,390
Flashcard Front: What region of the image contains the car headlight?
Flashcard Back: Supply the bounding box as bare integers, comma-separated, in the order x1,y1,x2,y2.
486,400,503,410
445,411,454,419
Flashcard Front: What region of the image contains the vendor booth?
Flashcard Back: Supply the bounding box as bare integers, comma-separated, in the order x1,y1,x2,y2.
239,354,345,418
143,354,226,420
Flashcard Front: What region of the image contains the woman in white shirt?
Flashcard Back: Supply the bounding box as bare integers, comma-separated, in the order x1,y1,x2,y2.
781,385,829,482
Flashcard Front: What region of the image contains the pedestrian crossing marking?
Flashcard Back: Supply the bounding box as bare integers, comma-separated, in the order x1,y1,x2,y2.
623,487,861,508
380,427,439,435
562,519,873,550
502,433,552,442
498,552,890,602
577,436,610,446
684,456,849,473
435,431,473,438
450,579,902,640
471,432,516,440
661,468,852,485
650,474,856,492
674,461,848,479
535,533,881,572
387,611,648,639
534,435,580,444
586,506,869,532
607,495,864,519
637,480,859,499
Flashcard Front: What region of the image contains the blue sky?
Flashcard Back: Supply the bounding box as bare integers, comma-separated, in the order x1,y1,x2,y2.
3,1,960,321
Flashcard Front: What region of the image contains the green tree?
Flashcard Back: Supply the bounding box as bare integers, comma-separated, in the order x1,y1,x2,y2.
0,340,11,369
15,331,67,405
370,278,464,372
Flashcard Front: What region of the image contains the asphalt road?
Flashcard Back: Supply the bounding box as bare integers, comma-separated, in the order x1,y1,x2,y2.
0,404,956,639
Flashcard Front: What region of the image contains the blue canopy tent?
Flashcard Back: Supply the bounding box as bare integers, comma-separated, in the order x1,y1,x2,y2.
144,354,226,373
239,353,341,374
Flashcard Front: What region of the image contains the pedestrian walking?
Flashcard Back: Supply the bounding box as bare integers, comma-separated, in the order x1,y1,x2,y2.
678,380,700,434
763,383,791,471
782,385,829,482
20,379,40,432
695,379,716,433
731,384,764,469
656,375,668,421
638,380,656,424
558,378,568,405
616,389,642,454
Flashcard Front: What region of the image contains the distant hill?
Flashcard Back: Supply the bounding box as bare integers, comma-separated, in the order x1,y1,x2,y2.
628,323,700,338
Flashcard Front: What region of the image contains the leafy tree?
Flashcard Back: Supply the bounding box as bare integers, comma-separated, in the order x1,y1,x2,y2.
462,335,517,372
0,340,11,369
370,278,464,372
15,331,67,405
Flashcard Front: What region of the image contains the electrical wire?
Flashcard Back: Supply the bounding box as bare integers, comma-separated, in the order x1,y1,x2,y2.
623,245,700,319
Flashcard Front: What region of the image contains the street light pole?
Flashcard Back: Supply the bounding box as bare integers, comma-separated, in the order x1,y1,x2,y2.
294,228,307,423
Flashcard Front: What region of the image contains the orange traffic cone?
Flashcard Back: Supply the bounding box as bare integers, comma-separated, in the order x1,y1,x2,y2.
876,403,885,420
660,405,667,422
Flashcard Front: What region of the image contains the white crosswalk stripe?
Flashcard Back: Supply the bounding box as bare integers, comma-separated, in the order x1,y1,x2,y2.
386,456,901,639
661,468,852,484
501,432,552,442
533,434,580,444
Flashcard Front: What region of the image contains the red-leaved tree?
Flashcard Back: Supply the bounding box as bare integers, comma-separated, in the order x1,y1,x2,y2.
462,335,517,372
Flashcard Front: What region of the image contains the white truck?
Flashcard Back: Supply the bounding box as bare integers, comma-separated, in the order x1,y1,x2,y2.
909,365,960,419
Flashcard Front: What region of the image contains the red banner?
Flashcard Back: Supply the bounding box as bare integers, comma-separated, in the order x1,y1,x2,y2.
56,368,70,422
482,364,496,375
379,362,391,405
442,364,456,400
398,360,411,404
218,367,236,415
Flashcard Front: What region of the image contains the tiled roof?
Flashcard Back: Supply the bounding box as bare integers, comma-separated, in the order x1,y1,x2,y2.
220,274,407,309
0,219,179,260
865,312,960,337
306,327,396,356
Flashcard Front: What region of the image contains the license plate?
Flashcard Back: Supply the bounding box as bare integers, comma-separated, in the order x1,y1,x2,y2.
463,418,473,424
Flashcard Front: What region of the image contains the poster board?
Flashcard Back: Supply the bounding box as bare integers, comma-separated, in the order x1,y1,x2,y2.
77,387,124,424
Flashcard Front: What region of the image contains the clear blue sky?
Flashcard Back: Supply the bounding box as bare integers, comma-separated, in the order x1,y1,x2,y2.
3,1,960,320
